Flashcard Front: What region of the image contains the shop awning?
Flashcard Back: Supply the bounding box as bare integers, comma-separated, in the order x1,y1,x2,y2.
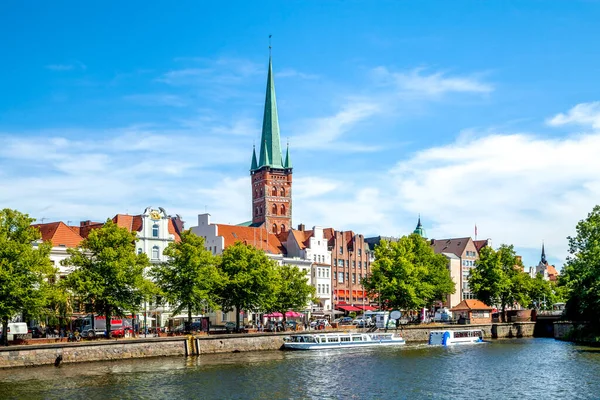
337,305,361,312
356,305,377,311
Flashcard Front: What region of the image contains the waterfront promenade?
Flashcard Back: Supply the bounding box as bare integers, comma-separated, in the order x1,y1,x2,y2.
0,322,534,369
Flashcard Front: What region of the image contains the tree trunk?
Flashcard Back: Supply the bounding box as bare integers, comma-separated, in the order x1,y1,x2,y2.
501,304,506,323
235,306,240,333
282,312,287,331
187,307,192,333
105,308,112,339
1,317,8,346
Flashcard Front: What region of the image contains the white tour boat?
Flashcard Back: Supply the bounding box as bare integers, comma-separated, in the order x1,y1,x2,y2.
428,329,485,346
283,332,406,350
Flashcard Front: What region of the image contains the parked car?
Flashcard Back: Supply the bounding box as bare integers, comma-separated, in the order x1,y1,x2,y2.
225,321,238,333
339,317,354,325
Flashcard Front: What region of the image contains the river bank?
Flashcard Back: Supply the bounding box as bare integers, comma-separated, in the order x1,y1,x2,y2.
0,322,535,369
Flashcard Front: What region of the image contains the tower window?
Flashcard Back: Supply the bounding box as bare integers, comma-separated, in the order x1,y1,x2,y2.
281,224,286,232
280,204,286,215
272,224,278,234
280,188,285,196
152,224,159,238
272,187,277,196
272,204,278,215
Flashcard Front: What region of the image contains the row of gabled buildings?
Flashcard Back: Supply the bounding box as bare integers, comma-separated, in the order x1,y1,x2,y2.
30,51,559,328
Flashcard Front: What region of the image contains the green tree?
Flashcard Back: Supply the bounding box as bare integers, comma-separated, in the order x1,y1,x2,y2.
560,205,600,325
62,219,150,338
0,209,54,345
217,242,279,331
42,280,73,331
528,274,564,310
268,264,315,329
469,244,530,321
362,234,455,312
151,230,223,330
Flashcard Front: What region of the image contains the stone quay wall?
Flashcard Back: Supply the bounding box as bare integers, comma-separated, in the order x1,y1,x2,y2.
396,322,535,342
0,323,536,369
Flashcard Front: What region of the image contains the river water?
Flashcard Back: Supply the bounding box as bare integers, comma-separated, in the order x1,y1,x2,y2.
0,338,598,399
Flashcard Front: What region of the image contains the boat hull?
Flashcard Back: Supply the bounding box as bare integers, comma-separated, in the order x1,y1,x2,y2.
283,339,406,351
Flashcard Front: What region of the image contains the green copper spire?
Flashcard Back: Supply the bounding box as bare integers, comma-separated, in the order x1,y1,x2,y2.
257,56,284,169
283,142,292,169
413,215,426,237
250,145,258,171
260,140,270,168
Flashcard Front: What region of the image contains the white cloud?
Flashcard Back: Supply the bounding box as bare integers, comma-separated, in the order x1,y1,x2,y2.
45,61,87,71
292,100,383,151
389,129,600,267
276,68,318,80
372,66,493,96
156,57,262,86
547,101,600,129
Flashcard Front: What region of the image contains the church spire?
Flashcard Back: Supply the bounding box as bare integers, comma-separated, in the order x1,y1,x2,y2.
413,214,426,237
257,54,284,169
283,141,292,169
250,145,258,171
541,242,547,265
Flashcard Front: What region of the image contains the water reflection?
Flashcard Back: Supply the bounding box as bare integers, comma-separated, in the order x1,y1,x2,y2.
0,339,599,399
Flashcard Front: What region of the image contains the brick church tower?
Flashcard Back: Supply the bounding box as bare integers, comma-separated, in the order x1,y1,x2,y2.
250,54,292,234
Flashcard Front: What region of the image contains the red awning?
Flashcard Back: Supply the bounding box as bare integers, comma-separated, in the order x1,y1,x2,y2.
356,305,377,311
337,305,361,312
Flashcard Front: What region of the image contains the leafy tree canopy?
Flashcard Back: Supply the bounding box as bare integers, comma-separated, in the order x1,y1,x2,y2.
62,219,151,337
362,234,455,311
560,205,600,324
268,264,316,326
0,209,54,345
469,244,530,320
217,242,279,329
151,230,224,326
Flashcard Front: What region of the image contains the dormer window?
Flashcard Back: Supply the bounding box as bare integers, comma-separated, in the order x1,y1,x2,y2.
152,224,159,238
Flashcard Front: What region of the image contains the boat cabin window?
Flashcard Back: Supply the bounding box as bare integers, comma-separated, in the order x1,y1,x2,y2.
453,330,482,338
340,336,351,342
327,336,340,343
352,335,363,342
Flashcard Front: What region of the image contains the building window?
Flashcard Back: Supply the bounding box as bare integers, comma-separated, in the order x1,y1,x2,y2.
340,260,345,267
152,246,159,260
359,261,362,268
353,261,356,268
272,204,278,215
152,224,159,238
358,249,362,256
339,246,343,254
326,284,329,294
272,224,278,234
272,187,277,196
222,312,228,322
280,188,285,196
281,224,286,233
314,255,317,262
346,273,349,282
280,204,286,215
338,272,344,283
137,248,142,255
352,273,356,284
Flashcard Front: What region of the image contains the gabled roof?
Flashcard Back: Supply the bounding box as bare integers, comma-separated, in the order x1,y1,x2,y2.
112,214,143,232
450,299,493,311
216,224,285,255
32,221,84,248
473,239,490,253
431,237,473,258
289,229,313,250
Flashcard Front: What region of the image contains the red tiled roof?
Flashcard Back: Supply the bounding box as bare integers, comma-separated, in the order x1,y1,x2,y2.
289,229,313,249
450,299,493,311
79,221,104,238
473,239,489,253
431,237,472,258
32,221,84,248
167,219,181,242
547,264,559,280
216,224,285,254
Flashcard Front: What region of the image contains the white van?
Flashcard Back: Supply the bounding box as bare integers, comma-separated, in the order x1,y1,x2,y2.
7,322,28,341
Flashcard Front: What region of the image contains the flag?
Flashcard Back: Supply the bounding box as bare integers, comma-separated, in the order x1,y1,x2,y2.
475,224,478,237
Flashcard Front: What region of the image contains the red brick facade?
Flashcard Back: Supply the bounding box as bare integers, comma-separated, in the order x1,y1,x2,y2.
326,229,372,306
251,167,292,234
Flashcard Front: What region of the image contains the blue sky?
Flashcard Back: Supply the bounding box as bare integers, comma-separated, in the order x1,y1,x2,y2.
2,1,600,268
